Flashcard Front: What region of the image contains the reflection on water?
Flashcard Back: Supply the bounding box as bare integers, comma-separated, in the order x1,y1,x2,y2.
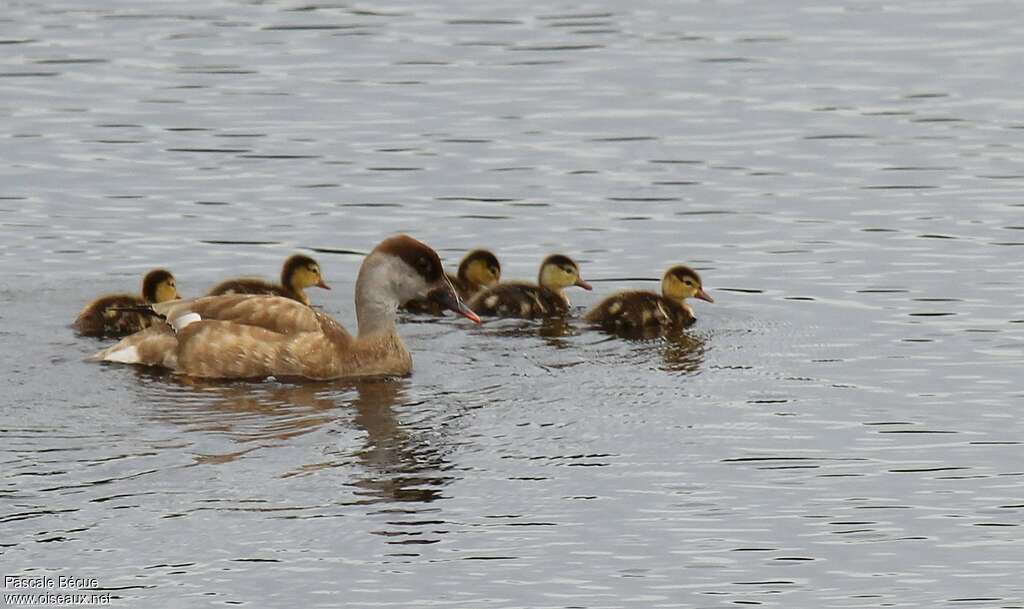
145,374,452,504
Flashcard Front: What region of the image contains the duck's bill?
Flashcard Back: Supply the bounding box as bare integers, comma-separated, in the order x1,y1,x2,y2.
428,286,482,324
316,280,331,290
696,288,714,303
575,278,593,290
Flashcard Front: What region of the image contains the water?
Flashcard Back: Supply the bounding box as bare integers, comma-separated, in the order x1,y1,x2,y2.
3,0,1023,606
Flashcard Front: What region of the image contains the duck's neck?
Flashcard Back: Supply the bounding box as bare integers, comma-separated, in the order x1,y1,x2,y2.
355,254,403,338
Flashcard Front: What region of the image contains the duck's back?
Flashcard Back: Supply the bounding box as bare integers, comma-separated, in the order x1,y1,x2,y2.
73,293,154,337
584,290,693,329
155,294,324,335
469,282,568,318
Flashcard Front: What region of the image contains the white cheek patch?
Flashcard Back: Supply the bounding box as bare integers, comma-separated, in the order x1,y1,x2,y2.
104,345,140,364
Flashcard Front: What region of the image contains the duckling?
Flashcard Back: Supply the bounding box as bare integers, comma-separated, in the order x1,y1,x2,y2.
584,265,713,331
468,254,592,318
207,254,330,306
89,235,481,380
402,249,501,314
73,269,180,337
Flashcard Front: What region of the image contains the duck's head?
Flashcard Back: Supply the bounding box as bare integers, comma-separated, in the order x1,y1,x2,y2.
538,254,592,292
283,254,331,292
141,269,180,304
662,265,713,304
373,235,481,323
458,249,501,288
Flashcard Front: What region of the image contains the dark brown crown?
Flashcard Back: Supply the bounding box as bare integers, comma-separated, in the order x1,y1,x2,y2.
665,265,702,285
141,268,175,303
540,254,578,272
457,249,501,281
375,235,444,283
281,253,319,285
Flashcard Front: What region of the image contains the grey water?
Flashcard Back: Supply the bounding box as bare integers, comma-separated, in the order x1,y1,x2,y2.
2,0,1023,607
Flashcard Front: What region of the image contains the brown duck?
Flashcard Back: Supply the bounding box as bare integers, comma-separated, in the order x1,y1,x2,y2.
88,236,480,380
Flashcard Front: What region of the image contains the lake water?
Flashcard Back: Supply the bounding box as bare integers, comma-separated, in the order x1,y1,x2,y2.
3,0,1023,607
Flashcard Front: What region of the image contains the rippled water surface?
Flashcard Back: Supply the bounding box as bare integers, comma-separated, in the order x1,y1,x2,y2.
3,0,1023,607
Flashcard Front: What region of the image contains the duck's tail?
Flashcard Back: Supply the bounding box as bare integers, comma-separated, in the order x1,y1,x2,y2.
85,310,201,366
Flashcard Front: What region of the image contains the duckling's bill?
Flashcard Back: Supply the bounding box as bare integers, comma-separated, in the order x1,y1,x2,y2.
695,288,714,303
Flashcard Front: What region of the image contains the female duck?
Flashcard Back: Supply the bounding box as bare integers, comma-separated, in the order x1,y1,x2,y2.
89,235,480,380
584,265,713,330
403,249,501,314
208,254,329,306
73,269,180,337
468,254,591,318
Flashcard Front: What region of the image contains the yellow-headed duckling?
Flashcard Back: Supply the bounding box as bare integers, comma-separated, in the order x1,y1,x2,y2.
89,235,481,380
403,249,501,314
73,269,180,337
207,254,329,306
468,254,591,318
584,265,713,331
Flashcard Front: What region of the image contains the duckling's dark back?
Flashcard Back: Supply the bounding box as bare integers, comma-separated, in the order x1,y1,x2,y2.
584,290,694,330
468,282,568,318
208,278,290,299
73,293,154,337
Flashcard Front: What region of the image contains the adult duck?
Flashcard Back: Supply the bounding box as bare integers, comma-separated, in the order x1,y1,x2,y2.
89,236,480,380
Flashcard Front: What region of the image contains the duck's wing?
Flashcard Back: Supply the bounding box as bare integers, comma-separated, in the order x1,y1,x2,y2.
172,319,295,379
153,294,321,334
